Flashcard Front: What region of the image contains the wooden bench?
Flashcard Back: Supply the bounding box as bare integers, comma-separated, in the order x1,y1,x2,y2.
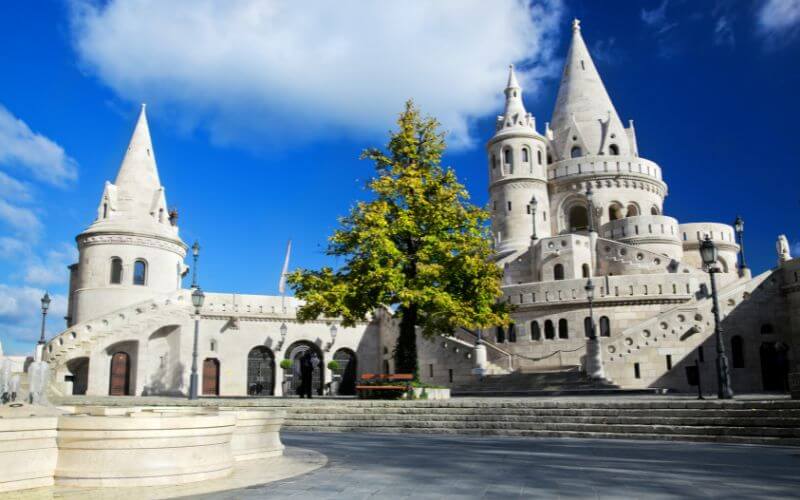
356,373,413,398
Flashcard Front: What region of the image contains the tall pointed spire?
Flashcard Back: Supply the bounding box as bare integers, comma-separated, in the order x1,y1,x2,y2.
115,104,161,192
551,19,631,158
495,65,537,135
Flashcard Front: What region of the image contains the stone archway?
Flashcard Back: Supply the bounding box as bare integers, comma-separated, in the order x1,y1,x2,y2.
66,357,89,395
285,341,324,396
333,348,358,395
247,346,275,396
202,358,220,396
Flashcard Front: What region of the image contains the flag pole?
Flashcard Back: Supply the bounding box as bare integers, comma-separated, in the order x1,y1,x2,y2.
278,240,292,313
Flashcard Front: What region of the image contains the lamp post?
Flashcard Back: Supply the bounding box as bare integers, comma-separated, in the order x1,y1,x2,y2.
38,292,51,345
327,323,338,351
188,287,205,400
584,279,604,379
191,241,200,289
530,196,538,240
734,216,747,273
586,184,595,233
278,322,288,350
700,236,734,399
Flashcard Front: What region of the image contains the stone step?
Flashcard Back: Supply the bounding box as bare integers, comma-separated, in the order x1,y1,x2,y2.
284,407,800,418
280,426,800,446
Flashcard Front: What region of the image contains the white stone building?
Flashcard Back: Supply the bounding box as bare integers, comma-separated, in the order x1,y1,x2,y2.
44,19,796,397
45,106,386,397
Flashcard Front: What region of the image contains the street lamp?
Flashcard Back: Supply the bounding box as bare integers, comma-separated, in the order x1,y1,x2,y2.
38,292,51,345
191,241,200,289
700,236,734,399
733,216,747,273
327,323,338,351
278,322,288,350
189,287,205,400
530,196,538,240
584,279,604,379
585,184,595,233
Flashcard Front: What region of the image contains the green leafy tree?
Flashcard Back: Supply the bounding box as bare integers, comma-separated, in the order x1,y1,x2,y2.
288,101,509,377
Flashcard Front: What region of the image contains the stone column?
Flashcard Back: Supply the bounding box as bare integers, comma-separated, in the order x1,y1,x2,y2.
273,361,283,397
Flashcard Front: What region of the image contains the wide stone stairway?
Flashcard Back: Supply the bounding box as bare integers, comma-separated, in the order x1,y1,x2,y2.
57,396,800,447
449,368,629,397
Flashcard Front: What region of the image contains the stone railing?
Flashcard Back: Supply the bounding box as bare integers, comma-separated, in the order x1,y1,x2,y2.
547,156,663,184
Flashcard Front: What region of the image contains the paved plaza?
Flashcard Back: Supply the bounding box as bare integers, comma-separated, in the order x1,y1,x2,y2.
193,432,800,499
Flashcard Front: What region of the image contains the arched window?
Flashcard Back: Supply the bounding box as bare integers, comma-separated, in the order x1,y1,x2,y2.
732,336,745,368
544,320,555,339
522,148,529,163
609,204,623,221
651,206,660,215
508,324,517,343
554,264,565,281
103,202,108,219
110,257,123,284
491,154,497,170
571,146,582,158
558,319,568,339
133,260,147,286
537,150,543,165
582,263,590,278
599,316,611,337
496,326,506,343
626,204,639,217
503,148,513,173
608,144,619,155
760,324,774,335
569,205,589,231
531,321,541,341
584,317,593,337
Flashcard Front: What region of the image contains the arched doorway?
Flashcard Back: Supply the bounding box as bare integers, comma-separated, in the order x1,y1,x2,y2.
109,352,131,396
285,341,324,396
333,348,358,395
568,205,589,231
66,357,89,395
202,358,220,396
247,346,275,396
760,342,789,391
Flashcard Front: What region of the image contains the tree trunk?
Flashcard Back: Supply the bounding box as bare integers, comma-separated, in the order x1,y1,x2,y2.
394,304,418,379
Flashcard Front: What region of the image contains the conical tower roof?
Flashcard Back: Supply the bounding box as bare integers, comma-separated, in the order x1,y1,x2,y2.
551,19,630,158
82,105,182,244
492,65,539,139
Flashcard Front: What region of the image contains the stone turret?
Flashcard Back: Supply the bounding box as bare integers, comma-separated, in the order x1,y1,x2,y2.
488,65,551,258
67,106,187,325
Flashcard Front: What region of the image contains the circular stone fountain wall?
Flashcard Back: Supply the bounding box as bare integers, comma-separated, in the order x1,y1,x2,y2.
0,409,58,493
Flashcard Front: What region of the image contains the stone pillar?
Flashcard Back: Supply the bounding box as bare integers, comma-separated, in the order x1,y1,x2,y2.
472,342,487,377
273,362,283,397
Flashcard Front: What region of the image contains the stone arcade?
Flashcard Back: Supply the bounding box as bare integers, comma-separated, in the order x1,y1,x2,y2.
43,20,798,397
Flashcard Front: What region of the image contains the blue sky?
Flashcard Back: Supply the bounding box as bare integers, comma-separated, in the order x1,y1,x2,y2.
1,0,799,355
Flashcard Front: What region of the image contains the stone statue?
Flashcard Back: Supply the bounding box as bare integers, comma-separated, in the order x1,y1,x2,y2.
777,234,792,263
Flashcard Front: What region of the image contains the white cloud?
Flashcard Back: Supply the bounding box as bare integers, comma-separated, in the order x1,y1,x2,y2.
0,105,78,185
0,199,42,241
0,171,32,202
757,0,800,39
714,15,735,47
641,0,669,27
23,244,77,286
70,0,563,150
0,285,67,349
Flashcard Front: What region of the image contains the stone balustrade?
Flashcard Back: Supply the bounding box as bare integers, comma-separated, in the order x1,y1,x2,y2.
547,155,663,184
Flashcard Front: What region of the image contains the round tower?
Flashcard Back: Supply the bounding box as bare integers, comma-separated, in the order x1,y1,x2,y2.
488,65,551,257
68,105,187,325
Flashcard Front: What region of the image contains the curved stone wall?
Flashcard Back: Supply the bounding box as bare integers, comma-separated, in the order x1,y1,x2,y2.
0,414,58,493
679,222,739,273
600,215,683,261
54,410,236,487
221,408,286,460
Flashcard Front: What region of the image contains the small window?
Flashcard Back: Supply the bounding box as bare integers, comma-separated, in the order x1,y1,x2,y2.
504,148,513,168
554,264,565,281
448,369,454,383
666,354,673,370
531,321,541,341
651,206,660,216
492,154,497,169
608,144,619,155
110,257,123,284
508,324,517,343
537,150,543,165
580,60,585,70
522,148,529,163
571,146,582,158
582,263,590,278
584,317,593,337
609,205,623,221
634,363,641,379
626,204,639,217
103,202,108,219
600,316,611,337
558,319,568,339
507,201,512,212
210,340,217,352
133,260,147,286
429,364,434,378
544,320,555,340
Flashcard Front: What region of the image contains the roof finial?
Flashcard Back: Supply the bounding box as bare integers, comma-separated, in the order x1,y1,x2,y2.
572,18,581,32
506,64,520,89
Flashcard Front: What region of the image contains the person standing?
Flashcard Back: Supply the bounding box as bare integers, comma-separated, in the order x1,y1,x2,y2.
299,352,313,398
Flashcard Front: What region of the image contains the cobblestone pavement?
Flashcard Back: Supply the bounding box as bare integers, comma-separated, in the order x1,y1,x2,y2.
191,432,800,499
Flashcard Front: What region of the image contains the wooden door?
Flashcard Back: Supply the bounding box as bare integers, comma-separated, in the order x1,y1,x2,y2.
109,352,130,396
202,358,220,396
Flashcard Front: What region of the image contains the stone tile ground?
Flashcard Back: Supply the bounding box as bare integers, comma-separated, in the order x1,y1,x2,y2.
192,432,800,499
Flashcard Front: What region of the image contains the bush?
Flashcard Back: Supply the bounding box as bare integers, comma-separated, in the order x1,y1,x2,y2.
327,360,340,371
279,359,293,370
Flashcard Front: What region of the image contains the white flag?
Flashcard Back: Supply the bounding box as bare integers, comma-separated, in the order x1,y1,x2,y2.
278,239,292,294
